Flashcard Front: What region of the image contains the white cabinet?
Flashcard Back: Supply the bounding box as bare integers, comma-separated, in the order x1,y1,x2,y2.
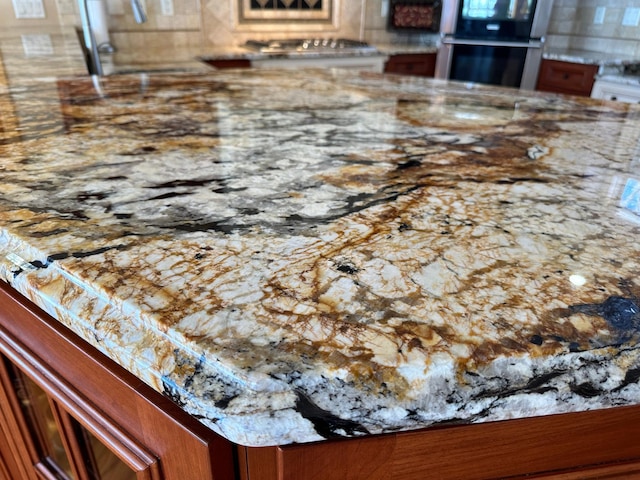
591,77,640,104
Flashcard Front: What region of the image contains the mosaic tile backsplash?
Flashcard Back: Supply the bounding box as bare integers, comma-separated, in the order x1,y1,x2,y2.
250,0,323,10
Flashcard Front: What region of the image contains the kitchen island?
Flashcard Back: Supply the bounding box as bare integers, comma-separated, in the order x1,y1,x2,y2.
2,37,640,477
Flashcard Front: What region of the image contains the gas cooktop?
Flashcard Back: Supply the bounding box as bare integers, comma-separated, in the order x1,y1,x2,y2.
243,38,378,54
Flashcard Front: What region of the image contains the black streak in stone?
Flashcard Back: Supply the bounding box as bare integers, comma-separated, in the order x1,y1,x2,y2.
570,382,602,398
397,159,422,170
47,252,70,262
613,367,640,392
295,391,369,439
71,244,128,258
523,370,566,392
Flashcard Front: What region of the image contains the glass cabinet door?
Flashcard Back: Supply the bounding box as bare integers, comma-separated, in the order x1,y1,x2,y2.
1,356,159,480
11,368,75,479
72,419,138,480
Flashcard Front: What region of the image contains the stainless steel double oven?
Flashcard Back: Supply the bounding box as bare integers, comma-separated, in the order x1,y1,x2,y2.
435,0,554,90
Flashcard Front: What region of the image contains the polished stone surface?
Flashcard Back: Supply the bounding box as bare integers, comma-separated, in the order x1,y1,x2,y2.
543,47,640,67
1,62,640,446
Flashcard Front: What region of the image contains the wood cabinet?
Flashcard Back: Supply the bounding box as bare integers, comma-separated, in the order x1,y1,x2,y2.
536,59,599,97
202,59,252,70
0,281,235,480
4,279,640,480
384,53,437,77
238,405,640,480
203,56,388,72
0,399,27,480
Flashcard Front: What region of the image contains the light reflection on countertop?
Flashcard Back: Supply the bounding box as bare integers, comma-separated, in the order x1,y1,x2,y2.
0,26,87,84
543,46,640,68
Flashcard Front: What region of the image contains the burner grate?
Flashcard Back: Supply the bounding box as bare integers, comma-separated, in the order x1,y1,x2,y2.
244,38,377,54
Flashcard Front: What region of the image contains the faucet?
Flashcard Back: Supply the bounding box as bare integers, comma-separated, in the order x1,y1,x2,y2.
78,0,147,76
131,0,147,23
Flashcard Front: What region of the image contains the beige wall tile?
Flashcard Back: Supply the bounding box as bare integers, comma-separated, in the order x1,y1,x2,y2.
546,0,640,54
0,0,62,27
0,0,637,57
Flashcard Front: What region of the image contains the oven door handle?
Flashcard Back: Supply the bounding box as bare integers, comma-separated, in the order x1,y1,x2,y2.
440,37,543,48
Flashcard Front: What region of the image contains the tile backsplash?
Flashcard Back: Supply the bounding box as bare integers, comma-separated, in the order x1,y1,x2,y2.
0,0,433,47
1,0,639,56
546,0,640,57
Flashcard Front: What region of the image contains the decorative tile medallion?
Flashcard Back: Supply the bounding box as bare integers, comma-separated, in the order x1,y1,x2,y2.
239,0,333,23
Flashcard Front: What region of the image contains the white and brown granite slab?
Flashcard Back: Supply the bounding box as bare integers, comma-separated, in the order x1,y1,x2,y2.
198,44,389,67
1,66,640,446
350,42,438,56
543,47,640,67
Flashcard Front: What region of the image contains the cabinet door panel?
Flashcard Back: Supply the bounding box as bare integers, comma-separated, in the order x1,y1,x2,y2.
385,53,437,77
78,425,140,480
0,357,40,480
0,397,33,480
2,356,160,480
9,367,74,478
536,59,598,97
52,401,159,480
0,281,235,480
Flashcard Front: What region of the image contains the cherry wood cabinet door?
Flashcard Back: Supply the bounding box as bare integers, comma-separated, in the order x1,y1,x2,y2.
0,390,32,480
0,281,236,480
384,53,437,77
536,59,599,97
239,401,640,479
203,59,252,70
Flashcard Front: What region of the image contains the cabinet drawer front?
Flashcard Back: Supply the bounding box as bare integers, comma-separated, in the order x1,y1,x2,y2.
592,81,640,104
536,60,598,96
385,54,436,77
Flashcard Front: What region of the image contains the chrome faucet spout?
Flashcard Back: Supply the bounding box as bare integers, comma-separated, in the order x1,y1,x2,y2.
78,0,146,76
131,0,147,23
78,0,103,75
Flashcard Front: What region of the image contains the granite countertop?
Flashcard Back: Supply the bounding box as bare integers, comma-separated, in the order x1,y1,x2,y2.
199,44,390,65
1,32,640,447
198,42,437,64
198,42,438,61
543,47,640,68
100,44,212,75
375,42,438,55
544,47,638,66
596,74,640,87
